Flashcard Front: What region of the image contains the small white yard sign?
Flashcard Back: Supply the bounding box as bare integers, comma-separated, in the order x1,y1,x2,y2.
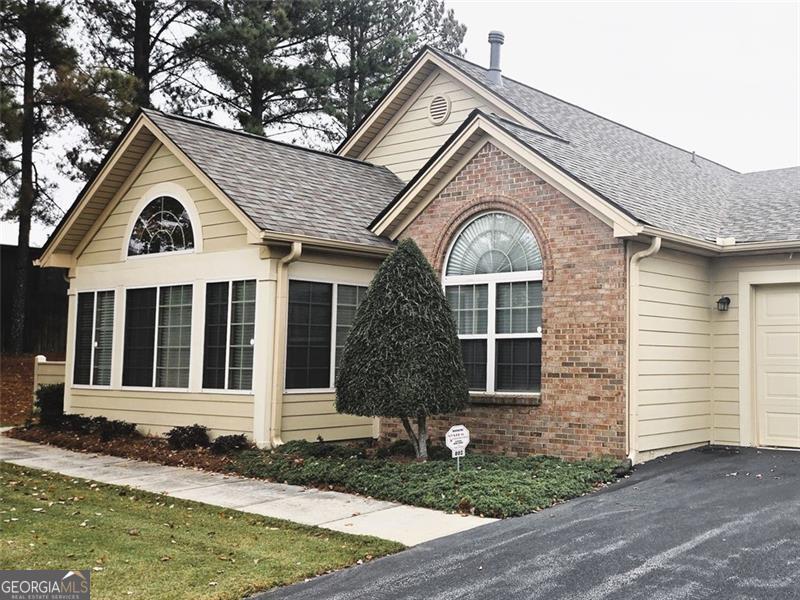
445,425,470,470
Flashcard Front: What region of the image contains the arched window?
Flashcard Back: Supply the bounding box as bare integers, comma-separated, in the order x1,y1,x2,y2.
128,196,195,257
444,212,543,393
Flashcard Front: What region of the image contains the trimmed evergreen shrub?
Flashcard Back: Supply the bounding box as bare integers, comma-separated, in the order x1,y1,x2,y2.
336,239,469,459
165,424,210,450
60,414,93,433
209,434,250,455
35,383,64,426
96,418,138,441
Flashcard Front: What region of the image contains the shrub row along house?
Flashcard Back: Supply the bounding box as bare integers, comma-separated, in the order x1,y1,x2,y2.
35,33,799,463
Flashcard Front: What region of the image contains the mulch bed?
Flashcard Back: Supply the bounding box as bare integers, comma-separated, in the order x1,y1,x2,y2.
6,426,236,473
0,354,63,426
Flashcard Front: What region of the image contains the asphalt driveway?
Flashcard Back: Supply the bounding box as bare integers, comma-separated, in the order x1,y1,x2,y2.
256,446,800,600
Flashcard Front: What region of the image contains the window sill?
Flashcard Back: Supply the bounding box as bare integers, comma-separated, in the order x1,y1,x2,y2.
468,392,541,407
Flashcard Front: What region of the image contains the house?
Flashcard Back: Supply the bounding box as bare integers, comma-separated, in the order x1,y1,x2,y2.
35,33,799,463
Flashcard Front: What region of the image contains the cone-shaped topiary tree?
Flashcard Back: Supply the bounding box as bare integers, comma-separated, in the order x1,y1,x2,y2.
336,239,469,460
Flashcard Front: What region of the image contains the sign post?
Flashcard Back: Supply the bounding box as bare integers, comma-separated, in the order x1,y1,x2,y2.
445,425,470,471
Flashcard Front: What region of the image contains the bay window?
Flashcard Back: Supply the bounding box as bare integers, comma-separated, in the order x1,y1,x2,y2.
73,290,115,386
444,212,543,393
285,280,368,390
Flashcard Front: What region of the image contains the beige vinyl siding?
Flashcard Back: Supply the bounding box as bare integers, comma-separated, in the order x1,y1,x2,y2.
71,388,253,439
363,71,500,181
34,358,66,389
78,144,247,266
637,248,713,454
281,393,374,442
710,252,800,445
277,258,380,443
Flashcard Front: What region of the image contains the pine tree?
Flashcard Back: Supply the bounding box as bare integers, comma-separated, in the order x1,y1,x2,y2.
187,0,332,136
1,0,111,352
63,0,209,179
336,239,469,460
324,0,466,136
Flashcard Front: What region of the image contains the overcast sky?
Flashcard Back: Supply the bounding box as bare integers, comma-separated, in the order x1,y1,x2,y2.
6,1,798,247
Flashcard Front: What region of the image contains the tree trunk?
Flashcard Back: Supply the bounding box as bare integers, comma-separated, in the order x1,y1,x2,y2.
345,32,357,135
416,413,428,461
9,0,36,354
399,414,429,461
133,0,152,108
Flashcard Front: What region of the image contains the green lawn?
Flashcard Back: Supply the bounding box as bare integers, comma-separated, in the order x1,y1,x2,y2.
235,440,623,518
0,462,402,600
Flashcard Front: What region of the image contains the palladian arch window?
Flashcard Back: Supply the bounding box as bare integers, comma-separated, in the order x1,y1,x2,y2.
128,196,194,256
444,212,543,393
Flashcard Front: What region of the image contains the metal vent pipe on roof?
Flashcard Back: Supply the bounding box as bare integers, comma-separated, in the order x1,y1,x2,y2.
488,31,505,85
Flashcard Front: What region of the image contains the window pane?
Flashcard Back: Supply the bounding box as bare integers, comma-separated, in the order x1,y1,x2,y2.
461,339,487,391
73,292,94,385
286,280,332,389
128,196,194,256
92,291,114,385
123,288,157,386
203,282,228,389
495,338,542,392
496,281,542,334
228,280,256,390
446,284,488,335
156,285,193,388
335,285,367,376
446,213,542,275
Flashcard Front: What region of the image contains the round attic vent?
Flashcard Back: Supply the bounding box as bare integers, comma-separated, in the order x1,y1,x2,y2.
428,95,451,125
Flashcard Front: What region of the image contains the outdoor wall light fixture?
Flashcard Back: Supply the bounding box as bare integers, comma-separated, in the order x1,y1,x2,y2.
716,296,731,312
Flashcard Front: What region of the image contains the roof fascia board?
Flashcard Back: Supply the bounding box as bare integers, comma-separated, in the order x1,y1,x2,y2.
388,134,487,238
142,114,264,241
71,140,162,260
339,49,542,158
485,128,642,236
38,115,150,267
34,252,74,268
375,114,642,239
372,115,483,235
260,231,393,257
640,225,800,255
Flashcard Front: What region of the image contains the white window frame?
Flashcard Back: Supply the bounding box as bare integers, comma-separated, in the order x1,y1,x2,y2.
443,212,544,396
201,279,257,393
121,282,194,392
72,288,115,390
122,182,203,262
284,279,368,394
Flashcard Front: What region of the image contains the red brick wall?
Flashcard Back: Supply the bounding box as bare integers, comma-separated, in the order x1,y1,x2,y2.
382,142,628,459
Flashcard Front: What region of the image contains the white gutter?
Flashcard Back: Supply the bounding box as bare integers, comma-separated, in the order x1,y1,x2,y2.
626,236,662,464
640,226,800,255
260,231,393,257
269,241,302,448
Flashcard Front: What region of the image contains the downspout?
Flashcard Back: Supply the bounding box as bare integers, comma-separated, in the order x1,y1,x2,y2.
627,236,661,464
269,241,302,448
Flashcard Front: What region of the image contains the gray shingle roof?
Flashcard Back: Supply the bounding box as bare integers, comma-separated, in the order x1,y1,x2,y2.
144,109,404,248
433,50,799,243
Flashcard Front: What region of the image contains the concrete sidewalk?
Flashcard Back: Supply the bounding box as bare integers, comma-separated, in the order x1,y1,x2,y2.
0,436,494,546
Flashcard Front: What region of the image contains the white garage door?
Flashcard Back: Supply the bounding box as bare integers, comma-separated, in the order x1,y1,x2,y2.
755,284,800,448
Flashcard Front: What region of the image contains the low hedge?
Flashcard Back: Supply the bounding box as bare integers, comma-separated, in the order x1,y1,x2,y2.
234,440,621,518
210,434,250,455
165,424,210,450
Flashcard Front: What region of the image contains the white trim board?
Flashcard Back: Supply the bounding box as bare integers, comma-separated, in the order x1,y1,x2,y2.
737,268,800,447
